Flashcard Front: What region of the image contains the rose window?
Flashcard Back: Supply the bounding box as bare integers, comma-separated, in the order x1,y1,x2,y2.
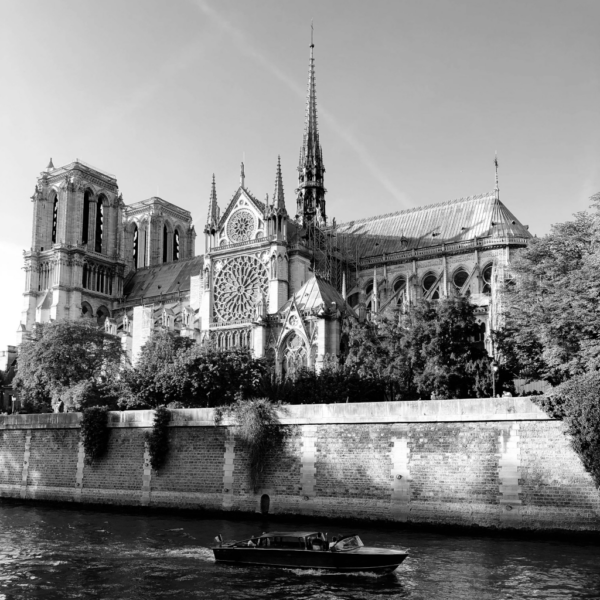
227,210,255,243
213,255,268,322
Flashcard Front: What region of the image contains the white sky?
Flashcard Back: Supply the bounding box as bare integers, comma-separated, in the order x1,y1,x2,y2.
1,0,599,347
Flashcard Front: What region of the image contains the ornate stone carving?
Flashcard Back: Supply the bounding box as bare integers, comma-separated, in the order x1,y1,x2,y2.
227,209,255,242
213,255,268,322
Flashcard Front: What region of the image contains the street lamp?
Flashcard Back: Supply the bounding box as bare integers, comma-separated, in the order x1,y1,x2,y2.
491,360,499,398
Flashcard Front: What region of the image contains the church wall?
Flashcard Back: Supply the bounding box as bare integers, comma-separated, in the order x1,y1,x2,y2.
0,399,598,532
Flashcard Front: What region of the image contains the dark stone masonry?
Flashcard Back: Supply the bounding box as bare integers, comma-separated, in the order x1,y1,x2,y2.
0,399,598,531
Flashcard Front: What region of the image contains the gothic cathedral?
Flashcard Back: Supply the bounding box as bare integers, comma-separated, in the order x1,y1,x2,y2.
19,40,532,377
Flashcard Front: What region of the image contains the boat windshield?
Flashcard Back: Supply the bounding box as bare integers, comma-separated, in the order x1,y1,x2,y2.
332,535,364,552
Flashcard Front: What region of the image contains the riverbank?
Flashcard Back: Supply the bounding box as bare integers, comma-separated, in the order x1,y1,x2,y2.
0,398,598,532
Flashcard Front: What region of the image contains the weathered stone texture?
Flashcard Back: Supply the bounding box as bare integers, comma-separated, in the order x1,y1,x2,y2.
0,430,26,486
82,429,144,491
150,428,226,494
27,430,79,489
0,401,598,531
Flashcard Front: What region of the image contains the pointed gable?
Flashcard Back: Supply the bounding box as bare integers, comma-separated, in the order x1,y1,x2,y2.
278,276,357,319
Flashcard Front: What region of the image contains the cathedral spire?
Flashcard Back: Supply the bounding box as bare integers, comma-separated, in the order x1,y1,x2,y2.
273,155,286,211
206,174,219,231
240,162,245,188
296,27,326,226
494,153,499,201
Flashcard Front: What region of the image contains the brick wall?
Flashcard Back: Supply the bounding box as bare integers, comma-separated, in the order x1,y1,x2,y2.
0,399,598,532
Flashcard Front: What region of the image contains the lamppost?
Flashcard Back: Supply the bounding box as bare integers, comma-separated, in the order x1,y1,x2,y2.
491,360,499,398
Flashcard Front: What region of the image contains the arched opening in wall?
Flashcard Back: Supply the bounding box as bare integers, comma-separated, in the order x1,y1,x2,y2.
473,321,486,344
81,301,93,318
173,229,180,261
364,279,374,312
96,305,110,327
423,272,440,300
393,276,406,306
132,224,139,269
482,264,493,295
82,263,88,289
51,193,59,244
95,195,105,253
281,331,307,380
260,494,270,515
82,190,92,244
452,268,469,293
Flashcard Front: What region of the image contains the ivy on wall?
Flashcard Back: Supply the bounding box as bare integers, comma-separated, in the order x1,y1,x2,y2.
145,406,171,471
80,406,110,465
215,398,289,492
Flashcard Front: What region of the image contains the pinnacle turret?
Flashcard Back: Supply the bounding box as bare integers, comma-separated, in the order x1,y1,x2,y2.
205,174,219,232
273,155,286,212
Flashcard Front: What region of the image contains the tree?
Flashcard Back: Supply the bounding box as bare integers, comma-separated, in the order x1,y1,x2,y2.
13,320,125,412
344,297,493,400
121,338,268,409
120,329,195,408
536,371,600,487
495,206,600,385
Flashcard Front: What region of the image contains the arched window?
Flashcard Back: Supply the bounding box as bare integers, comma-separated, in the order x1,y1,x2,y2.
453,268,469,292
82,263,88,288
51,194,59,244
132,224,139,269
393,276,406,305
173,229,180,261
423,272,440,299
82,190,92,244
95,196,104,253
163,225,168,263
96,306,109,327
482,264,493,295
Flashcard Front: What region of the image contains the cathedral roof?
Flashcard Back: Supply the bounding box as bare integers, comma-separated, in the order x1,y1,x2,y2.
335,193,531,259
124,255,204,302
278,276,357,319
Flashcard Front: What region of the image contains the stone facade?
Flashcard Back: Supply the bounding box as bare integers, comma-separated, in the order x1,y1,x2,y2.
0,399,598,532
17,42,531,367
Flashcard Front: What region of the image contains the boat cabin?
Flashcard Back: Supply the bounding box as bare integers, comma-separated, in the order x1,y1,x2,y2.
229,532,364,552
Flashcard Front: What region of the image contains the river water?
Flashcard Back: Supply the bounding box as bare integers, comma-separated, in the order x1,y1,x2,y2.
0,501,598,599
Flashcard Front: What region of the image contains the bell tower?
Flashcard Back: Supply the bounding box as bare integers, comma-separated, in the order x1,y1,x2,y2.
20,159,126,338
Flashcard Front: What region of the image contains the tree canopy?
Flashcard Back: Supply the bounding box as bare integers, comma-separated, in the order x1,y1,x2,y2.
495,205,600,385
13,320,124,412
344,296,494,400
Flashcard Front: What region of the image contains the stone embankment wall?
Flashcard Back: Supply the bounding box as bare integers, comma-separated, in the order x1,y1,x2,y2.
0,398,598,532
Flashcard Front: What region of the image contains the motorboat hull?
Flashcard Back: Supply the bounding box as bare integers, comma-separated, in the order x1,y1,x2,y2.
212,546,407,573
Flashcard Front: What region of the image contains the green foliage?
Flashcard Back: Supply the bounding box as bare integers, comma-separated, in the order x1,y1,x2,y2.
262,363,386,404
122,339,268,409
495,208,600,385
145,406,171,471
344,297,493,400
80,406,110,465
535,372,600,487
13,320,125,412
216,398,289,492
120,330,194,408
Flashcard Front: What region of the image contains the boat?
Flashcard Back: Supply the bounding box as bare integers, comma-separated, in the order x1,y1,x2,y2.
212,531,407,574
